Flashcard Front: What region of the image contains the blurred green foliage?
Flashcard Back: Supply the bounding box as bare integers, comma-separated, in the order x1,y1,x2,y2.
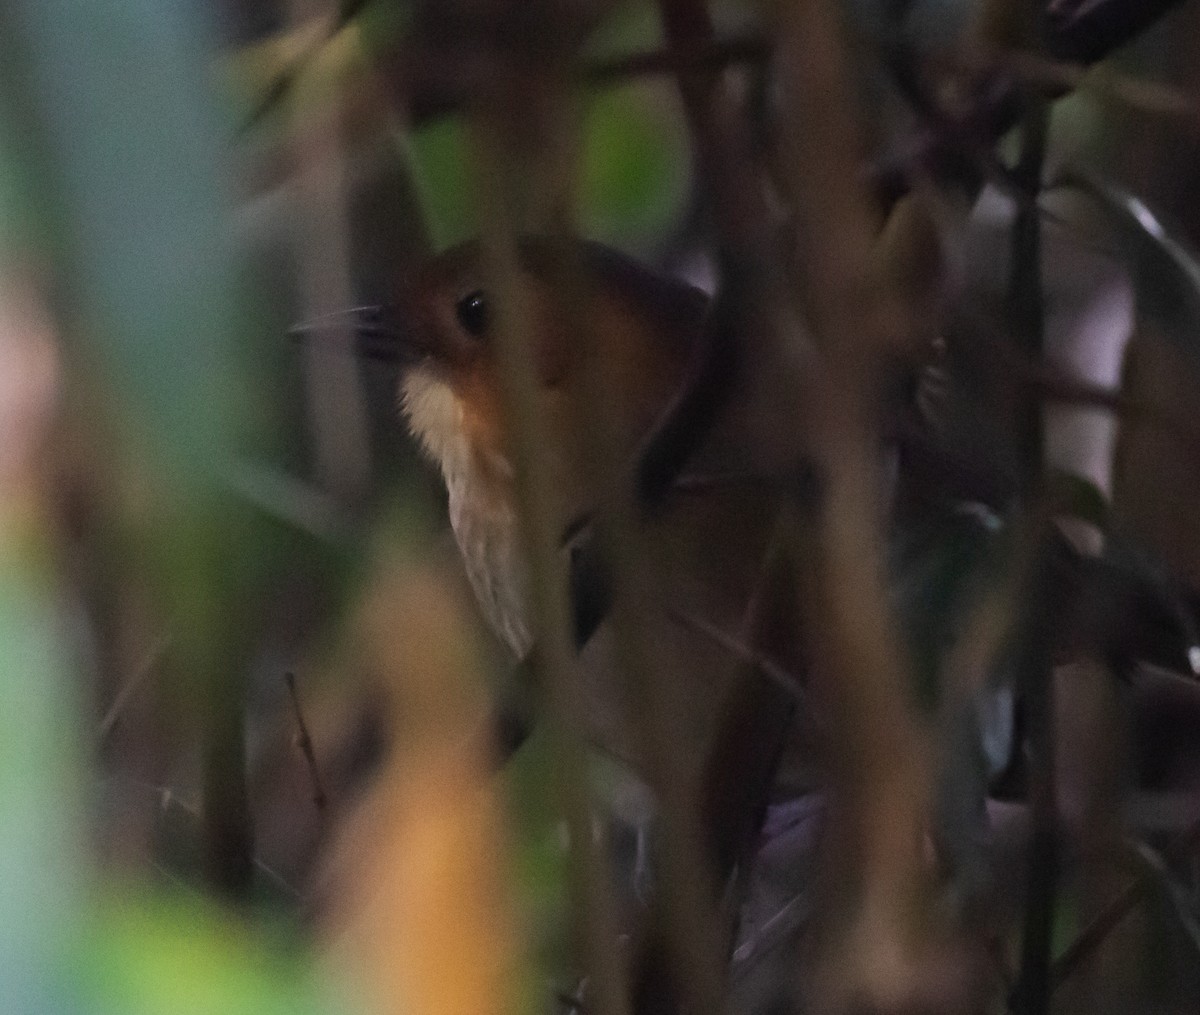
1,2,345,1011
504,727,574,976
74,894,335,1015
15,2,255,477
0,534,84,1014
407,0,689,250
579,83,691,249
4,0,1200,1013
409,82,690,251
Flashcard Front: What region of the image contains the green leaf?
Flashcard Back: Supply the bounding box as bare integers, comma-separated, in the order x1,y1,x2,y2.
10,0,257,485
8,0,288,699
0,531,84,1014
579,83,691,249
409,118,476,249
74,893,340,1015
408,84,691,252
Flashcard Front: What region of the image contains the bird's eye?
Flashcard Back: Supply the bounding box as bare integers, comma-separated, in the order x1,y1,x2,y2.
455,290,489,337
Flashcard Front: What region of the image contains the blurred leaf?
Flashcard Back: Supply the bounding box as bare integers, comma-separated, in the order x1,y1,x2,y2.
409,118,476,249
504,726,571,955
409,83,690,251
581,1,661,60
9,0,289,902
0,260,85,1010
11,0,257,483
320,549,528,1015
0,530,84,1013
76,893,337,1015
8,0,302,668
579,83,691,249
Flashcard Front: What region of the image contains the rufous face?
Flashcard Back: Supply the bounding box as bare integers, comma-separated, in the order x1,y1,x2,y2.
392,242,560,486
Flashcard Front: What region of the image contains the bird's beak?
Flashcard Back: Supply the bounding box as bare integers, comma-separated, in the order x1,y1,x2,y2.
287,305,427,365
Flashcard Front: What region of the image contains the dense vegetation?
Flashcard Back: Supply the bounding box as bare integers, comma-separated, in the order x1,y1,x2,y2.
2,1,1200,1013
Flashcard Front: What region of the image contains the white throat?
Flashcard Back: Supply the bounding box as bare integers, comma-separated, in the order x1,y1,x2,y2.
399,367,531,655
400,367,474,483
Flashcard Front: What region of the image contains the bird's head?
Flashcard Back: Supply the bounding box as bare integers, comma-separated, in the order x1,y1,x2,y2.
356,239,709,491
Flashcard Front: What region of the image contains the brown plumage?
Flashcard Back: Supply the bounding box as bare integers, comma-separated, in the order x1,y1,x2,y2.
376,238,799,793
389,240,707,651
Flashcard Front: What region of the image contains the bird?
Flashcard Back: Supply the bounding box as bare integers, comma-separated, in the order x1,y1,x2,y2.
342,233,1200,766
356,237,814,1015
344,236,805,800
329,235,1200,1015
355,240,711,645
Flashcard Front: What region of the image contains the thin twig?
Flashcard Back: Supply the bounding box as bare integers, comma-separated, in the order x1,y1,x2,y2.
667,607,807,709
128,776,303,901
284,671,328,814
286,0,373,503
95,632,171,748
1051,816,1200,990
955,309,1200,464
1130,841,1200,959
246,29,769,135
941,48,1200,135
585,34,767,88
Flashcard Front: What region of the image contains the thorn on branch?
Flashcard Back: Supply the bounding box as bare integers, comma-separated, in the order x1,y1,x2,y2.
285,671,329,815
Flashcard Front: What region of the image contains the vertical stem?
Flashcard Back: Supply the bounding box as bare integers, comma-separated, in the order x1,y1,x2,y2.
561,259,728,1015
202,684,253,898
653,0,776,269
200,584,254,900
288,0,373,503
1012,545,1058,1015
1007,41,1057,1007
469,125,629,1015
769,2,952,1007
1008,97,1050,487
656,0,719,112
